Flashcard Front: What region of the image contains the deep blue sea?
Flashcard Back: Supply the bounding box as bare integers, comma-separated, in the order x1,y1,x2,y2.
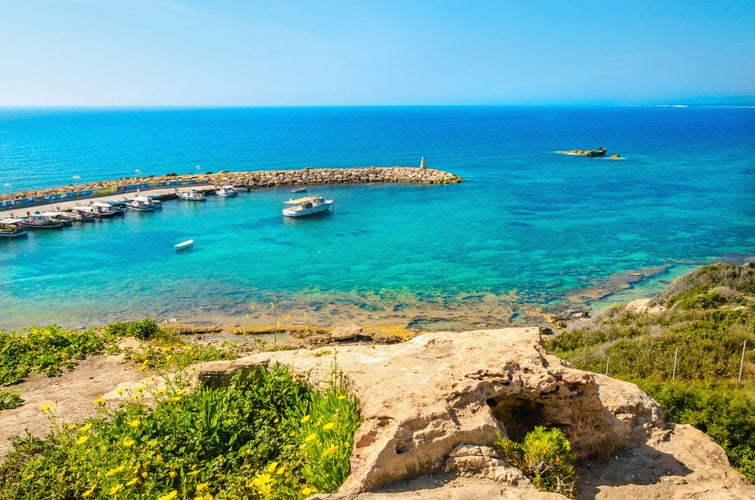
1,106,753,332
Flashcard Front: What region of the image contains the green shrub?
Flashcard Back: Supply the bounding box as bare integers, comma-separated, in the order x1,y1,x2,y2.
105,318,162,340
494,426,577,498
0,391,22,410
652,262,755,307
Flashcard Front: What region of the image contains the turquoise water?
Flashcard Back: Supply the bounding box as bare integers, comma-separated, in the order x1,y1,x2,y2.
1,106,753,331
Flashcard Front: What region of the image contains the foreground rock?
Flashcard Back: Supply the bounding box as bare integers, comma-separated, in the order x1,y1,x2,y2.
196,328,751,497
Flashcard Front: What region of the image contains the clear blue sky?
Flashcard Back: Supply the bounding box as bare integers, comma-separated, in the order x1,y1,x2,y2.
1,0,753,106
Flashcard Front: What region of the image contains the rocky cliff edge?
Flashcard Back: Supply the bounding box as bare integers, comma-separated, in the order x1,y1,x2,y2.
196,328,753,498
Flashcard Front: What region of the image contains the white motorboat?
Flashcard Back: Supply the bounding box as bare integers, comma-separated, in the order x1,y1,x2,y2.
174,239,194,250
282,195,334,217
132,195,162,209
0,218,28,238
178,189,206,201
93,201,125,216
24,212,66,229
216,185,238,197
125,197,156,211
73,203,118,218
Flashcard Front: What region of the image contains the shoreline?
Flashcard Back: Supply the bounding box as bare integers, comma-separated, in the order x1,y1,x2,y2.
0,264,692,334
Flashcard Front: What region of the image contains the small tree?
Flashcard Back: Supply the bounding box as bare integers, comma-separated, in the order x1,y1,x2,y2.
494,426,577,498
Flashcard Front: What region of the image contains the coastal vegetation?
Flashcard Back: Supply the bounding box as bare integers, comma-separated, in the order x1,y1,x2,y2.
0,365,360,499
493,427,577,498
0,320,361,498
0,320,239,387
545,262,755,482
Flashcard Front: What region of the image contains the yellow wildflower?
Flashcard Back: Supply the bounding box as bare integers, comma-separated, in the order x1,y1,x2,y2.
301,486,313,496
251,473,274,499
169,397,180,403
276,464,286,475
344,441,351,448
169,470,177,478
106,465,125,477
76,435,89,445
322,444,338,457
156,388,166,395
300,415,311,423
82,485,96,497
337,394,347,400
41,403,51,412
142,471,148,478
323,422,335,431
122,437,135,448
94,397,106,405
304,433,317,443
115,388,126,395
138,363,147,372
127,419,140,428
157,491,178,500
126,477,139,486
266,461,278,474
80,423,92,432
134,385,146,392
196,482,209,492
161,346,171,352
149,374,156,380
165,355,172,362
176,388,186,396
109,483,123,495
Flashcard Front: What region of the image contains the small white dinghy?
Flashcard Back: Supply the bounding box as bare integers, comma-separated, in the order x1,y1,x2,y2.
174,239,194,251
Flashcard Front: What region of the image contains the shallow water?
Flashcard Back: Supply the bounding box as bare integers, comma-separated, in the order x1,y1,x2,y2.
1,106,753,331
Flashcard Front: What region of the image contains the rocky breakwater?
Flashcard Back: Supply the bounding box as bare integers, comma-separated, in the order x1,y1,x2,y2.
211,166,463,189
195,328,752,498
0,167,463,206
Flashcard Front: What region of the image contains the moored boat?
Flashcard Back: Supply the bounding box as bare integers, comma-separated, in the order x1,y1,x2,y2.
93,201,126,216
24,212,66,229
282,195,334,217
132,195,162,209
0,218,28,238
73,204,114,218
216,185,238,197
125,197,156,211
178,189,206,201
65,210,96,222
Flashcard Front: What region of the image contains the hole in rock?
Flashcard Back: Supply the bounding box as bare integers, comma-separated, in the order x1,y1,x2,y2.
488,397,547,442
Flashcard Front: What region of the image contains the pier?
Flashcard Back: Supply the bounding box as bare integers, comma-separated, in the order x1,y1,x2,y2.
0,166,463,217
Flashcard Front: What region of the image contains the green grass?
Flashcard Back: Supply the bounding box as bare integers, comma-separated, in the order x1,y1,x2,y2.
0,364,361,499
0,325,116,386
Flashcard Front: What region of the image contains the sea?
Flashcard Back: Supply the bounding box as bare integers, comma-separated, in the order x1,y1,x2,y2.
1,106,753,332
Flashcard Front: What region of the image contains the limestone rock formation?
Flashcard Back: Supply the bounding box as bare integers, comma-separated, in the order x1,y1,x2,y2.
197,328,666,495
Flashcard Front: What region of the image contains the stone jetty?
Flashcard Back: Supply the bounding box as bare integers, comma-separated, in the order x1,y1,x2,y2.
0,167,463,209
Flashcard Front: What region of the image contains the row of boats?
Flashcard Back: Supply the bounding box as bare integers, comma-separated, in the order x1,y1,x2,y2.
1,185,335,239
0,185,239,239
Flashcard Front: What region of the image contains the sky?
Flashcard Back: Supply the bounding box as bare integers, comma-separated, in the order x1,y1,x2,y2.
1,0,753,106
